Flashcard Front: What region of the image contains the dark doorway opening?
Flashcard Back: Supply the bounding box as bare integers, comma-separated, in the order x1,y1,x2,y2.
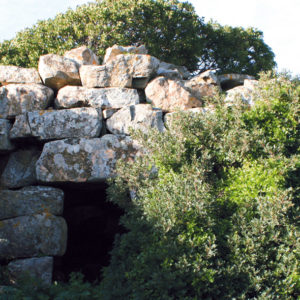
53,183,125,282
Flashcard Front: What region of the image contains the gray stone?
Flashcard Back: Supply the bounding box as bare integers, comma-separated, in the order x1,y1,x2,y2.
0,65,42,85
157,61,190,80
0,84,54,119
183,70,221,100
64,46,99,67
9,114,31,139
106,104,165,135
55,86,140,109
224,85,257,106
145,76,202,112
0,148,40,188
0,119,14,152
36,135,139,183
80,54,160,89
11,108,102,140
0,214,67,259
103,44,148,64
7,256,53,285
38,54,81,90
0,186,64,220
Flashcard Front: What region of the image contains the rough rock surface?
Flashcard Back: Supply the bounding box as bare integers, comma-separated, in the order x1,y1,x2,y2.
80,54,159,89
11,108,102,140
0,84,53,119
0,214,67,259
55,86,140,109
225,85,257,106
145,76,202,112
0,186,64,220
64,46,99,67
106,104,165,135
7,257,53,285
0,66,42,85
0,148,40,188
103,44,148,64
157,61,190,80
218,73,255,90
0,119,14,152
38,54,81,90
36,135,139,183
103,108,118,119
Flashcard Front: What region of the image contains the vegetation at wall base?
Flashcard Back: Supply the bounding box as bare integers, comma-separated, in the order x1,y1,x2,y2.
0,0,275,76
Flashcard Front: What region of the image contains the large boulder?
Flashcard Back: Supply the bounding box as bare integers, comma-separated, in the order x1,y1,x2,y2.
0,214,67,259
0,84,53,119
64,46,99,67
38,54,81,90
145,77,202,112
103,44,148,64
36,135,139,183
0,119,14,152
0,66,42,85
55,86,140,109
106,104,165,135
183,70,221,100
80,54,160,89
10,107,102,140
0,186,64,220
7,257,53,286
0,148,40,188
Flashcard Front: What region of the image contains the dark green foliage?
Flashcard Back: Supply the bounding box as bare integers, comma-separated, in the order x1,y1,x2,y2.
0,0,275,75
100,73,299,299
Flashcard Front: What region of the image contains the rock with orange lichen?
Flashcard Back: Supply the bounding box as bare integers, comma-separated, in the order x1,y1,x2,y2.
36,134,139,183
80,54,160,89
38,54,81,90
145,76,202,112
0,65,42,85
0,186,64,220
10,107,102,140
0,214,67,259
64,46,99,67
0,84,53,119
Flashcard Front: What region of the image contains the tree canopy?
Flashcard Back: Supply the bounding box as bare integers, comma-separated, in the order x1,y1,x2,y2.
0,0,275,76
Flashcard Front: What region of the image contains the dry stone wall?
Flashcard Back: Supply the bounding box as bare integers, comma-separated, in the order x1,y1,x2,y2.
0,44,257,285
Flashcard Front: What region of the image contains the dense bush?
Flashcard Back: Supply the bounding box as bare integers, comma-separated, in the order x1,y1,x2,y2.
0,0,275,75
99,73,299,299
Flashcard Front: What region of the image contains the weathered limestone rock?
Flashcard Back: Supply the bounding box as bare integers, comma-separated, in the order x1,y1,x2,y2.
0,84,54,119
106,104,165,135
183,72,221,101
103,44,148,64
0,214,67,259
145,77,202,112
225,85,257,106
0,65,42,85
55,86,140,109
218,73,255,91
157,61,190,80
7,257,53,285
36,135,139,183
38,54,81,90
80,54,160,89
11,108,102,140
0,148,40,188
64,46,99,67
9,114,31,139
244,79,259,89
0,119,14,152
0,186,64,220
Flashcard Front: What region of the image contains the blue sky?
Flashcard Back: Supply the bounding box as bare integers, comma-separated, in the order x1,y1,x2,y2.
0,0,299,75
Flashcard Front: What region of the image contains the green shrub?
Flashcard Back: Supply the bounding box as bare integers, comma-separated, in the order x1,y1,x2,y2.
100,73,299,299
